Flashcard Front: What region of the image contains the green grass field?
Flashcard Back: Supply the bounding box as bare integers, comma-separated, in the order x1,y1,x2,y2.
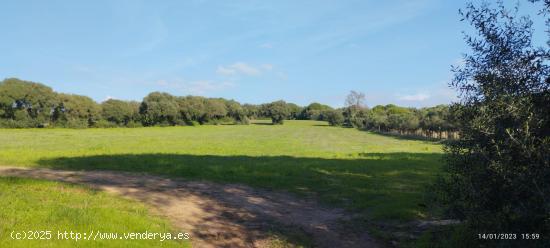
0,120,443,222
0,177,188,247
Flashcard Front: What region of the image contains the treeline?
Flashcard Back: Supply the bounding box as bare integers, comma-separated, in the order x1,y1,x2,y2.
0,78,253,128
245,100,458,139
324,103,458,139
243,102,334,121
0,78,334,128
0,78,457,137
0,78,319,128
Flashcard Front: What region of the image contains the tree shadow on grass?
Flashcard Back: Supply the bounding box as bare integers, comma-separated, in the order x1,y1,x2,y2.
360,130,450,143
36,153,443,220
250,122,274,125
32,152,443,247
0,166,316,247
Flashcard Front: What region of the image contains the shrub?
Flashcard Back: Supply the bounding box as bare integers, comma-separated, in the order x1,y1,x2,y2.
326,110,344,126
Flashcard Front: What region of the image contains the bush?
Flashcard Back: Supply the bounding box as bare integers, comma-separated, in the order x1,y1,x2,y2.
125,121,143,128
237,116,250,125
92,119,119,128
326,110,344,126
55,119,89,129
0,119,29,128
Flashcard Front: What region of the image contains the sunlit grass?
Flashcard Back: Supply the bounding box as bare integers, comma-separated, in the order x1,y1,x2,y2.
0,177,188,248
0,120,443,220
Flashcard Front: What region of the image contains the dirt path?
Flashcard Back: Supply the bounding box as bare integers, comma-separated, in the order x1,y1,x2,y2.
0,166,378,248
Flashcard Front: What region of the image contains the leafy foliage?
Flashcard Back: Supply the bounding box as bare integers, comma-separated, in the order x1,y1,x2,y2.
300,102,333,121
0,79,260,128
263,100,290,124
435,1,550,246
0,78,457,131
325,109,345,126
101,99,140,126
0,78,56,127
53,93,101,128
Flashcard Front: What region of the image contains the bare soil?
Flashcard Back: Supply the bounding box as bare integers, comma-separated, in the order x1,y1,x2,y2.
0,166,378,248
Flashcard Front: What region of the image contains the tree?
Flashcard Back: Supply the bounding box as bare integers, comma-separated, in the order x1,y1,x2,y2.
301,102,333,120
345,90,365,108
203,98,228,124
139,92,179,126
225,100,248,124
0,78,56,127
177,96,206,124
264,100,289,124
243,104,261,119
344,90,366,126
419,105,455,138
286,102,303,120
53,93,101,128
101,99,136,126
435,1,550,244
368,105,389,131
128,101,142,125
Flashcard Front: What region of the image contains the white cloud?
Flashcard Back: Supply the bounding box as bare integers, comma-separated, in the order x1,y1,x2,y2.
231,62,260,75
398,93,430,101
216,62,271,76
216,66,237,76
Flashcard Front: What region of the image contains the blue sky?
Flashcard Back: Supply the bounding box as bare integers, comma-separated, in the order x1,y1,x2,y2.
0,0,545,107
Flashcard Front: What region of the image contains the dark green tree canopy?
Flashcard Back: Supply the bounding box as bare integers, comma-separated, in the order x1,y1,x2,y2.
140,92,179,126
325,109,344,126
101,99,138,125
53,93,101,127
225,99,248,124
263,100,290,124
0,78,56,125
301,102,333,121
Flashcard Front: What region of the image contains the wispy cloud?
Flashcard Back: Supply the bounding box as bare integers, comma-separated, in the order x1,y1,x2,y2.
292,0,435,54
398,93,430,101
216,66,238,76
216,62,272,76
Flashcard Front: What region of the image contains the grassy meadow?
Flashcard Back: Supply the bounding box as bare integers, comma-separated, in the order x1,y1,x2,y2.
0,120,443,222
0,177,188,247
